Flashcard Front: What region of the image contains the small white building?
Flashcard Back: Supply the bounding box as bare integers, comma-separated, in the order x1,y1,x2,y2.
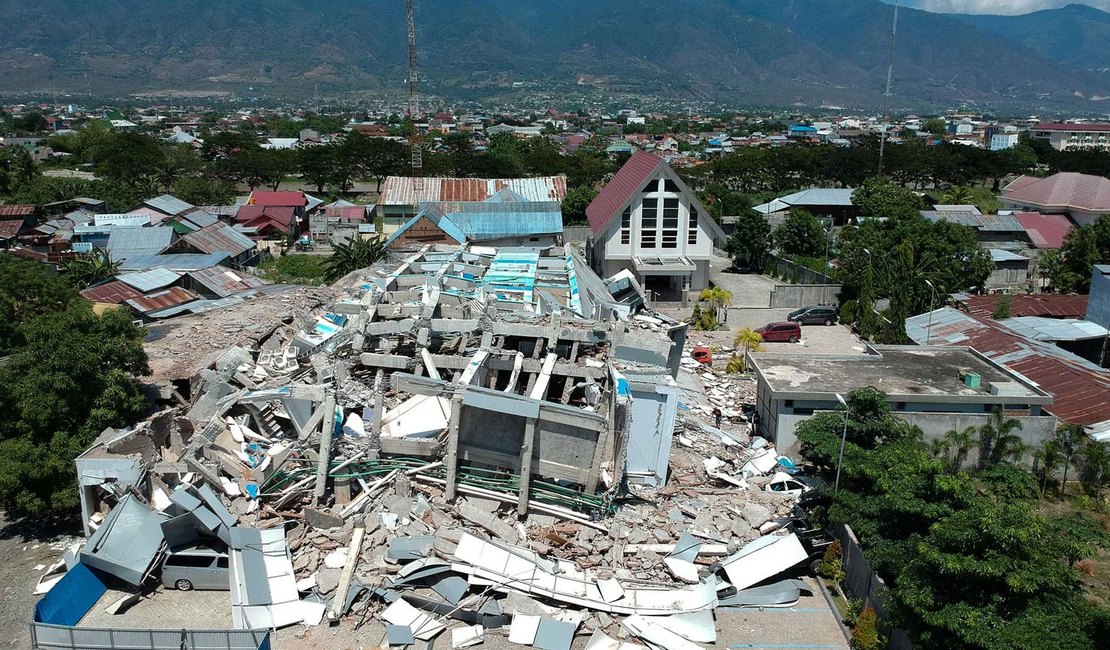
990,132,1019,151
586,151,726,301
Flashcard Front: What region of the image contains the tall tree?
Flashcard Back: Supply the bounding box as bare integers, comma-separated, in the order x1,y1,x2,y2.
852,176,925,220
725,209,773,269
323,237,389,283
775,209,825,257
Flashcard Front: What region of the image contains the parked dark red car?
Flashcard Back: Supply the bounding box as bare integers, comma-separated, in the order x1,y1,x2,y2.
754,321,802,343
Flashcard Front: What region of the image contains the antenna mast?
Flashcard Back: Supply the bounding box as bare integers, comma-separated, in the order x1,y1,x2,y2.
877,0,899,178
406,0,422,172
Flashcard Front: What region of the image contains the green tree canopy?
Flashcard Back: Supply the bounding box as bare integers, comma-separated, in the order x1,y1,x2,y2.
775,209,826,258
852,176,925,219
0,254,79,355
725,209,773,268
1041,214,1110,293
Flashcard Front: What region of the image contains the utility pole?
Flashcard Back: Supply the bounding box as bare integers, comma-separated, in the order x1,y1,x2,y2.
406,0,423,173
877,0,900,178
314,82,319,114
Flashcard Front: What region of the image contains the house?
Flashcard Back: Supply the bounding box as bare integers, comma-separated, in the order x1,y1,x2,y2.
164,222,258,267
748,345,1057,457
1030,122,1110,152
377,175,567,236
235,206,299,240
1001,173,1110,227
1015,212,1072,251
986,249,1031,292
0,204,36,250
386,191,563,250
585,151,726,301
101,227,175,263
184,266,268,298
921,207,1027,245
906,307,1110,431
308,205,368,245
752,188,859,226
141,194,195,223
79,281,143,314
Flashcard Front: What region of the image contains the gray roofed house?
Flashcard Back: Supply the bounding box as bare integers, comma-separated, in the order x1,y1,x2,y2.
115,268,183,292
118,252,231,272
105,226,174,261
143,194,194,218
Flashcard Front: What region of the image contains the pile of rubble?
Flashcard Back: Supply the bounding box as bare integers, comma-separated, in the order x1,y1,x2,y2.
37,244,824,649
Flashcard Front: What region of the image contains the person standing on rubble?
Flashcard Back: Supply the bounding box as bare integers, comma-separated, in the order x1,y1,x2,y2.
713,407,723,429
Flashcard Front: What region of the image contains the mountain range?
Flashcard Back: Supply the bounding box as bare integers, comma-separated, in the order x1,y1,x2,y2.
0,0,1108,111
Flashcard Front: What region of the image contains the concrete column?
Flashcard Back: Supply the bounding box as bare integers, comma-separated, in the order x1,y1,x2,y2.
518,417,538,515
444,394,464,502
313,395,337,503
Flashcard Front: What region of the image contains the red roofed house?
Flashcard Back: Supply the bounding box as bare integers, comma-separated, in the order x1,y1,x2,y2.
586,151,726,300
0,204,37,250
1015,212,1073,250
235,205,299,240
1001,172,1110,227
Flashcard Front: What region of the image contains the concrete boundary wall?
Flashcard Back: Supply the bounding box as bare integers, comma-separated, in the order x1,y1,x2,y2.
769,284,842,309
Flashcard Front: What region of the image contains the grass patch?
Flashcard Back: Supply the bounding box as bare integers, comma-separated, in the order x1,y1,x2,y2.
258,254,329,286
1034,494,1110,607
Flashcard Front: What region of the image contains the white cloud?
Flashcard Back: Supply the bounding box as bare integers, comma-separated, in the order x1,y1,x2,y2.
901,0,1110,14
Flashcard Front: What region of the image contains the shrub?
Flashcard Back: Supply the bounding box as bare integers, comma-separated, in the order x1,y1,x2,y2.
851,607,882,650
818,539,846,583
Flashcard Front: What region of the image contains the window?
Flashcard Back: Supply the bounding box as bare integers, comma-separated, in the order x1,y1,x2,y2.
216,557,229,569
166,555,216,568
688,207,699,245
620,207,631,245
641,198,658,249
661,198,679,249
642,179,659,194
664,178,680,193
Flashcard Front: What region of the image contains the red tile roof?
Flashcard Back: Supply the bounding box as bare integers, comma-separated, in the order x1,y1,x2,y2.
80,281,143,305
0,204,35,218
586,150,664,234
1015,212,1072,249
1034,122,1110,132
963,294,1088,320
1002,173,1110,213
248,191,306,207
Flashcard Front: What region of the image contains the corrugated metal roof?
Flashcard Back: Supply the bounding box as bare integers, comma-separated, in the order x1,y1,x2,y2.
586,151,663,233
989,248,1028,262
187,266,267,298
181,222,256,257
380,175,568,206
0,204,35,218
235,206,296,229
962,294,1088,319
105,227,174,261
422,201,563,242
143,194,194,217
119,252,231,272
0,220,23,239
116,268,183,292
248,191,306,207
79,280,143,304
179,209,219,230
778,188,856,206
1000,317,1107,342
907,307,1110,425
1015,212,1072,249
125,286,199,314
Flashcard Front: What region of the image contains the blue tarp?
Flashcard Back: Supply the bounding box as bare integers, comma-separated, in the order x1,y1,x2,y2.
33,562,108,626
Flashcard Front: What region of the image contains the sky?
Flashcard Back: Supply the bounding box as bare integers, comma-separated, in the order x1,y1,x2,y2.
896,0,1110,13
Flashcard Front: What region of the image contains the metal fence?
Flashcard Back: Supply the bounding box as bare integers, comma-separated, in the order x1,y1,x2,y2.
30,624,270,650
833,523,915,650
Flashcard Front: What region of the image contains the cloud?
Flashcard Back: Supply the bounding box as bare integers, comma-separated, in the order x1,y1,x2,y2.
899,0,1110,14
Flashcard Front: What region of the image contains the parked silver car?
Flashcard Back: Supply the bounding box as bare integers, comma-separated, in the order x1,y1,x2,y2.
160,544,230,591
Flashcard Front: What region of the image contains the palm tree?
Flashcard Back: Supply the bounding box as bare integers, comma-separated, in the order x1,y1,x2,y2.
728,327,764,373
943,426,978,473
322,237,389,283
1033,439,1063,498
977,408,1024,469
929,438,949,461
698,286,732,321
1055,423,1087,497
1079,441,1110,499
941,186,974,205
62,249,120,289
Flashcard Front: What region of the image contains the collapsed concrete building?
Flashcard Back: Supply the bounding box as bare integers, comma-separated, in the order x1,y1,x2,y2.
44,243,817,648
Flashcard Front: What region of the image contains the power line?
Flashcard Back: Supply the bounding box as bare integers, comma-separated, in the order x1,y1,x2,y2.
877,0,899,178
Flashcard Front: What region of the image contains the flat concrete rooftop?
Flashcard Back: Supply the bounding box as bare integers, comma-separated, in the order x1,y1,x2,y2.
750,345,1052,402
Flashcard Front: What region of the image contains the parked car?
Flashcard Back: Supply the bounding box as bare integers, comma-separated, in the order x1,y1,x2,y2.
161,543,230,591
754,321,802,343
787,306,839,326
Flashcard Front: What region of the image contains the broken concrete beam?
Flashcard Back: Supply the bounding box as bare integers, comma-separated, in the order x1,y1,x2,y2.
313,395,337,503
358,353,412,370
457,501,519,544
364,318,416,336
305,507,344,530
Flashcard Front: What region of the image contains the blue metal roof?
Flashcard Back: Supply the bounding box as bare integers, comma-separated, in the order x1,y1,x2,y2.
105,227,174,261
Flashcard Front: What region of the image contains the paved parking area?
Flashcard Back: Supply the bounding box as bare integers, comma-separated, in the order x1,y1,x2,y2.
79,586,232,630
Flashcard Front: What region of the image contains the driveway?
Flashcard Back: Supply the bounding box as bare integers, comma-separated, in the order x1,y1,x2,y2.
707,254,777,308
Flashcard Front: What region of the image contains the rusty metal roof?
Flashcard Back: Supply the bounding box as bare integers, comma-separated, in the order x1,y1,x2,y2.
80,281,143,305
379,175,567,206
0,220,23,239
124,286,199,315
0,204,35,218
962,294,1089,320
181,222,256,257
187,266,267,298
907,307,1110,426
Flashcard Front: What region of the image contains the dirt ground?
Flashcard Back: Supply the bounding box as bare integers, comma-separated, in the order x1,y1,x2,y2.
0,512,83,649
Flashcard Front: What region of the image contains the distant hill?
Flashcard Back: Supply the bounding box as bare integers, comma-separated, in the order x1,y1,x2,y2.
949,3,1110,76
0,0,1108,110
